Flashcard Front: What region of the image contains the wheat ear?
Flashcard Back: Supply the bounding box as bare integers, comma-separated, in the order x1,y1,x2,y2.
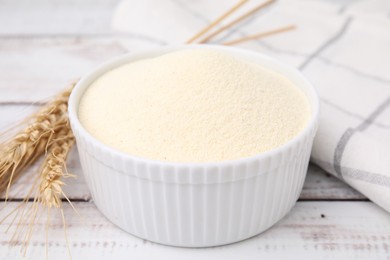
0,83,76,257
17,126,75,257
0,84,75,200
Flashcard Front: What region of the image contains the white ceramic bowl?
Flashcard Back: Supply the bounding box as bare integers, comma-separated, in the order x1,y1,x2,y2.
68,44,319,247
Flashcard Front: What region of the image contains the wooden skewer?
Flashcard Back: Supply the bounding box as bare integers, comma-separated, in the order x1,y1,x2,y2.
197,0,276,44
186,0,249,44
222,25,296,46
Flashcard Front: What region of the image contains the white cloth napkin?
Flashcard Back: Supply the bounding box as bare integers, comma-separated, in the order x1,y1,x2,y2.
112,0,390,212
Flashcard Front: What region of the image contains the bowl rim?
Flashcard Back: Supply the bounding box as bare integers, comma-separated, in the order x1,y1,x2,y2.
68,44,320,169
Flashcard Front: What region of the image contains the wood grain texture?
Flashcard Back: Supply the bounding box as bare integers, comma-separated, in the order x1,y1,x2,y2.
0,0,116,36
0,37,161,103
0,0,386,258
1,201,389,260
302,164,365,200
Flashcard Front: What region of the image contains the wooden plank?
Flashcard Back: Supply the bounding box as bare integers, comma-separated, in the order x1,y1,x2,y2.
0,37,162,103
0,0,116,35
301,164,365,200
0,201,388,259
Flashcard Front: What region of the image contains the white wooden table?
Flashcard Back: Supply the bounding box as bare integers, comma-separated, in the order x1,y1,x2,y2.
1,0,390,259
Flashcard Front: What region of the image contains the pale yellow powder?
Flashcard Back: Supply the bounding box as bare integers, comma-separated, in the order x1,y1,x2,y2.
79,49,310,162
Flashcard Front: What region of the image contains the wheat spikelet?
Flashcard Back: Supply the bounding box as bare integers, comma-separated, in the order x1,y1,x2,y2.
39,127,75,209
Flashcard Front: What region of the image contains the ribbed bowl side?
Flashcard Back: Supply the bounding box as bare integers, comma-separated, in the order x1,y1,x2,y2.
72,122,315,247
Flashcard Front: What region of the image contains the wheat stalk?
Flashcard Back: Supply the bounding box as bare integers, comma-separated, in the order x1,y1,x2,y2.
221,24,296,45
186,0,249,44
0,83,76,257
197,0,276,43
